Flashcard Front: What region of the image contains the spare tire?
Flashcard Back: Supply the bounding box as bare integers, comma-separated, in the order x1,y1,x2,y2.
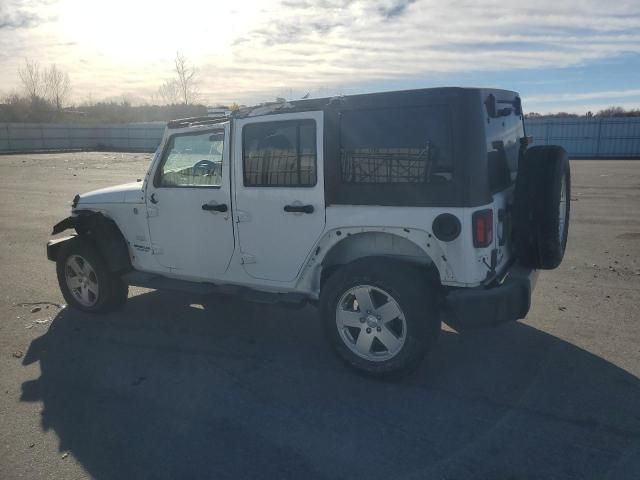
513,145,570,270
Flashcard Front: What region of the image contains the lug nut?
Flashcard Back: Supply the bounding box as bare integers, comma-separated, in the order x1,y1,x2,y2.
377,327,382,332
366,328,371,333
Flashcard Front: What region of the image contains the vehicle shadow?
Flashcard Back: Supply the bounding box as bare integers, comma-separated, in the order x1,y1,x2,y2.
21,290,640,480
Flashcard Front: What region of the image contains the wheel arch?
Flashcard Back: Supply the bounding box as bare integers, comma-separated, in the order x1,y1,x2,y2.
51,210,132,273
313,230,442,291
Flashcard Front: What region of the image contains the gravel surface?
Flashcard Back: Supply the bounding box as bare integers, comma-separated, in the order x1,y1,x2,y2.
1,153,639,480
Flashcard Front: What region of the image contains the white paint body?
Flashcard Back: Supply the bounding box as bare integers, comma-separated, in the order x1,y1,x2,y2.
75,109,513,299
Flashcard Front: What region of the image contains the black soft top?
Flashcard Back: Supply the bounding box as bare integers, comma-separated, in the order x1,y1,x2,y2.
170,87,522,208
236,87,517,119
319,87,519,208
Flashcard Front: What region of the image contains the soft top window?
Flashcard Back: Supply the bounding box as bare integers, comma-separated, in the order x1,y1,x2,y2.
340,106,453,185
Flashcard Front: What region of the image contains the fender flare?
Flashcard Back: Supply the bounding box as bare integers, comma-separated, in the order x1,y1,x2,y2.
50,211,131,273
295,228,455,297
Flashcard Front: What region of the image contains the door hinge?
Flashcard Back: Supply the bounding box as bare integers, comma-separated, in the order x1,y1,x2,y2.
235,210,250,223
240,254,256,264
152,246,163,255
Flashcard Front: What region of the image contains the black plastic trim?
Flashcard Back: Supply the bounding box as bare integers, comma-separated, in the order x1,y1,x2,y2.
122,272,309,306
444,264,538,329
52,216,76,235
46,235,75,261
49,211,132,273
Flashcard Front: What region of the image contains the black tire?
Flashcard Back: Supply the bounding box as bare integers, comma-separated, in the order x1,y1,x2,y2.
320,258,441,377
513,145,571,270
56,237,128,313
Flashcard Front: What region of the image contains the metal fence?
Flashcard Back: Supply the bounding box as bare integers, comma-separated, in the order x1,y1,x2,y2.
526,117,640,158
1,118,640,158
0,122,165,153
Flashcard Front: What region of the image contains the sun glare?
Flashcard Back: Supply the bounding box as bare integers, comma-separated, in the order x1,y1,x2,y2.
56,0,267,64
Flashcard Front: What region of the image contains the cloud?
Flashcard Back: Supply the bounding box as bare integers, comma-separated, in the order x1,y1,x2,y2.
378,0,417,19
0,11,41,29
527,89,640,104
205,0,639,103
0,0,54,29
1,0,639,106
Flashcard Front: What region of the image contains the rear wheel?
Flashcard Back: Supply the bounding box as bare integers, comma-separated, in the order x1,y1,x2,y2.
56,238,128,313
320,258,441,377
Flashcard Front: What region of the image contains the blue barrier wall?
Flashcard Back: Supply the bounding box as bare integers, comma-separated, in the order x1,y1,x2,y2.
1,118,639,158
0,122,165,153
525,117,640,158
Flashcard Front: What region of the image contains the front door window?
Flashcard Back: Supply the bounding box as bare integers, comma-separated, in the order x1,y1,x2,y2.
157,131,224,187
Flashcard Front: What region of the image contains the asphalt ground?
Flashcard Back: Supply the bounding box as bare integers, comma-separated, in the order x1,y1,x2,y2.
1,152,639,480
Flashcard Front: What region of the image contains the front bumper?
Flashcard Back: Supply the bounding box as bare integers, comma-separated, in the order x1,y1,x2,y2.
47,235,75,261
444,264,538,329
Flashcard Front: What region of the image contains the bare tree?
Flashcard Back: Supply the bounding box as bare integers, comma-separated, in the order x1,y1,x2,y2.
44,64,71,110
173,52,199,105
596,106,622,117
18,59,44,99
157,79,180,105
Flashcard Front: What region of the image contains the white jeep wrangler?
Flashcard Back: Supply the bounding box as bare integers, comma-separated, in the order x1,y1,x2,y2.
47,87,570,376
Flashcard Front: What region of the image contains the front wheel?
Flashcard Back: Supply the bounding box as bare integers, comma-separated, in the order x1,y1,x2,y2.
320,258,441,377
56,237,128,313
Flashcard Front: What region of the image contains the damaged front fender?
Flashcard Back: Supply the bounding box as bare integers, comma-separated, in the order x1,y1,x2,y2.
51,216,77,235
47,235,75,261
51,209,101,235
47,211,132,273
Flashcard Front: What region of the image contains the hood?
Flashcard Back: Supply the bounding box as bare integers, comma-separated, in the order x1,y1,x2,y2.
77,182,144,205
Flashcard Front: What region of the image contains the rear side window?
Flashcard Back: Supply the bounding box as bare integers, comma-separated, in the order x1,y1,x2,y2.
242,120,317,187
340,106,453,185
486,113,525,193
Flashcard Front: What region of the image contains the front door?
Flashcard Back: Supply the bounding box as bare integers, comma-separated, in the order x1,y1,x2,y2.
233,111,325,282
146,124,234,280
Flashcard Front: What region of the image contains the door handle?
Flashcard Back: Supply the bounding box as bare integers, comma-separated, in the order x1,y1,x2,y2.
284,204,314,214
202,203,228,212
150,193,158,204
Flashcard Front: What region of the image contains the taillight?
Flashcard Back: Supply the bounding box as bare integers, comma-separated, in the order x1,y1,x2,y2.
472,209,493,248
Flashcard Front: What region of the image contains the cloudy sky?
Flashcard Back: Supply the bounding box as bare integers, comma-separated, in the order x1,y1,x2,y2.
1,0,639,113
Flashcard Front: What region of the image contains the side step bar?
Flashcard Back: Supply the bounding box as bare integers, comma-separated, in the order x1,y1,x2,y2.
121,271,309,307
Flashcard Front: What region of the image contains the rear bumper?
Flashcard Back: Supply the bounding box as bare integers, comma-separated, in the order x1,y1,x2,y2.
445,264,538,329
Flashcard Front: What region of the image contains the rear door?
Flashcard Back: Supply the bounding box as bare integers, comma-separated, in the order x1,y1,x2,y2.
233,111,325,282
145,124,235,280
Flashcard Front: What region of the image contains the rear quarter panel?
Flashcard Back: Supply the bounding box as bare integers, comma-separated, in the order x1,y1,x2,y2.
317,205,496,287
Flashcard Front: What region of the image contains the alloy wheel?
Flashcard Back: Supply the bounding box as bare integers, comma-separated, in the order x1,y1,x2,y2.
335,285,407,362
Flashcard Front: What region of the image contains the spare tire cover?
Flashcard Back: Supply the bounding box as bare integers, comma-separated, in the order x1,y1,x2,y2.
513,146,570,270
